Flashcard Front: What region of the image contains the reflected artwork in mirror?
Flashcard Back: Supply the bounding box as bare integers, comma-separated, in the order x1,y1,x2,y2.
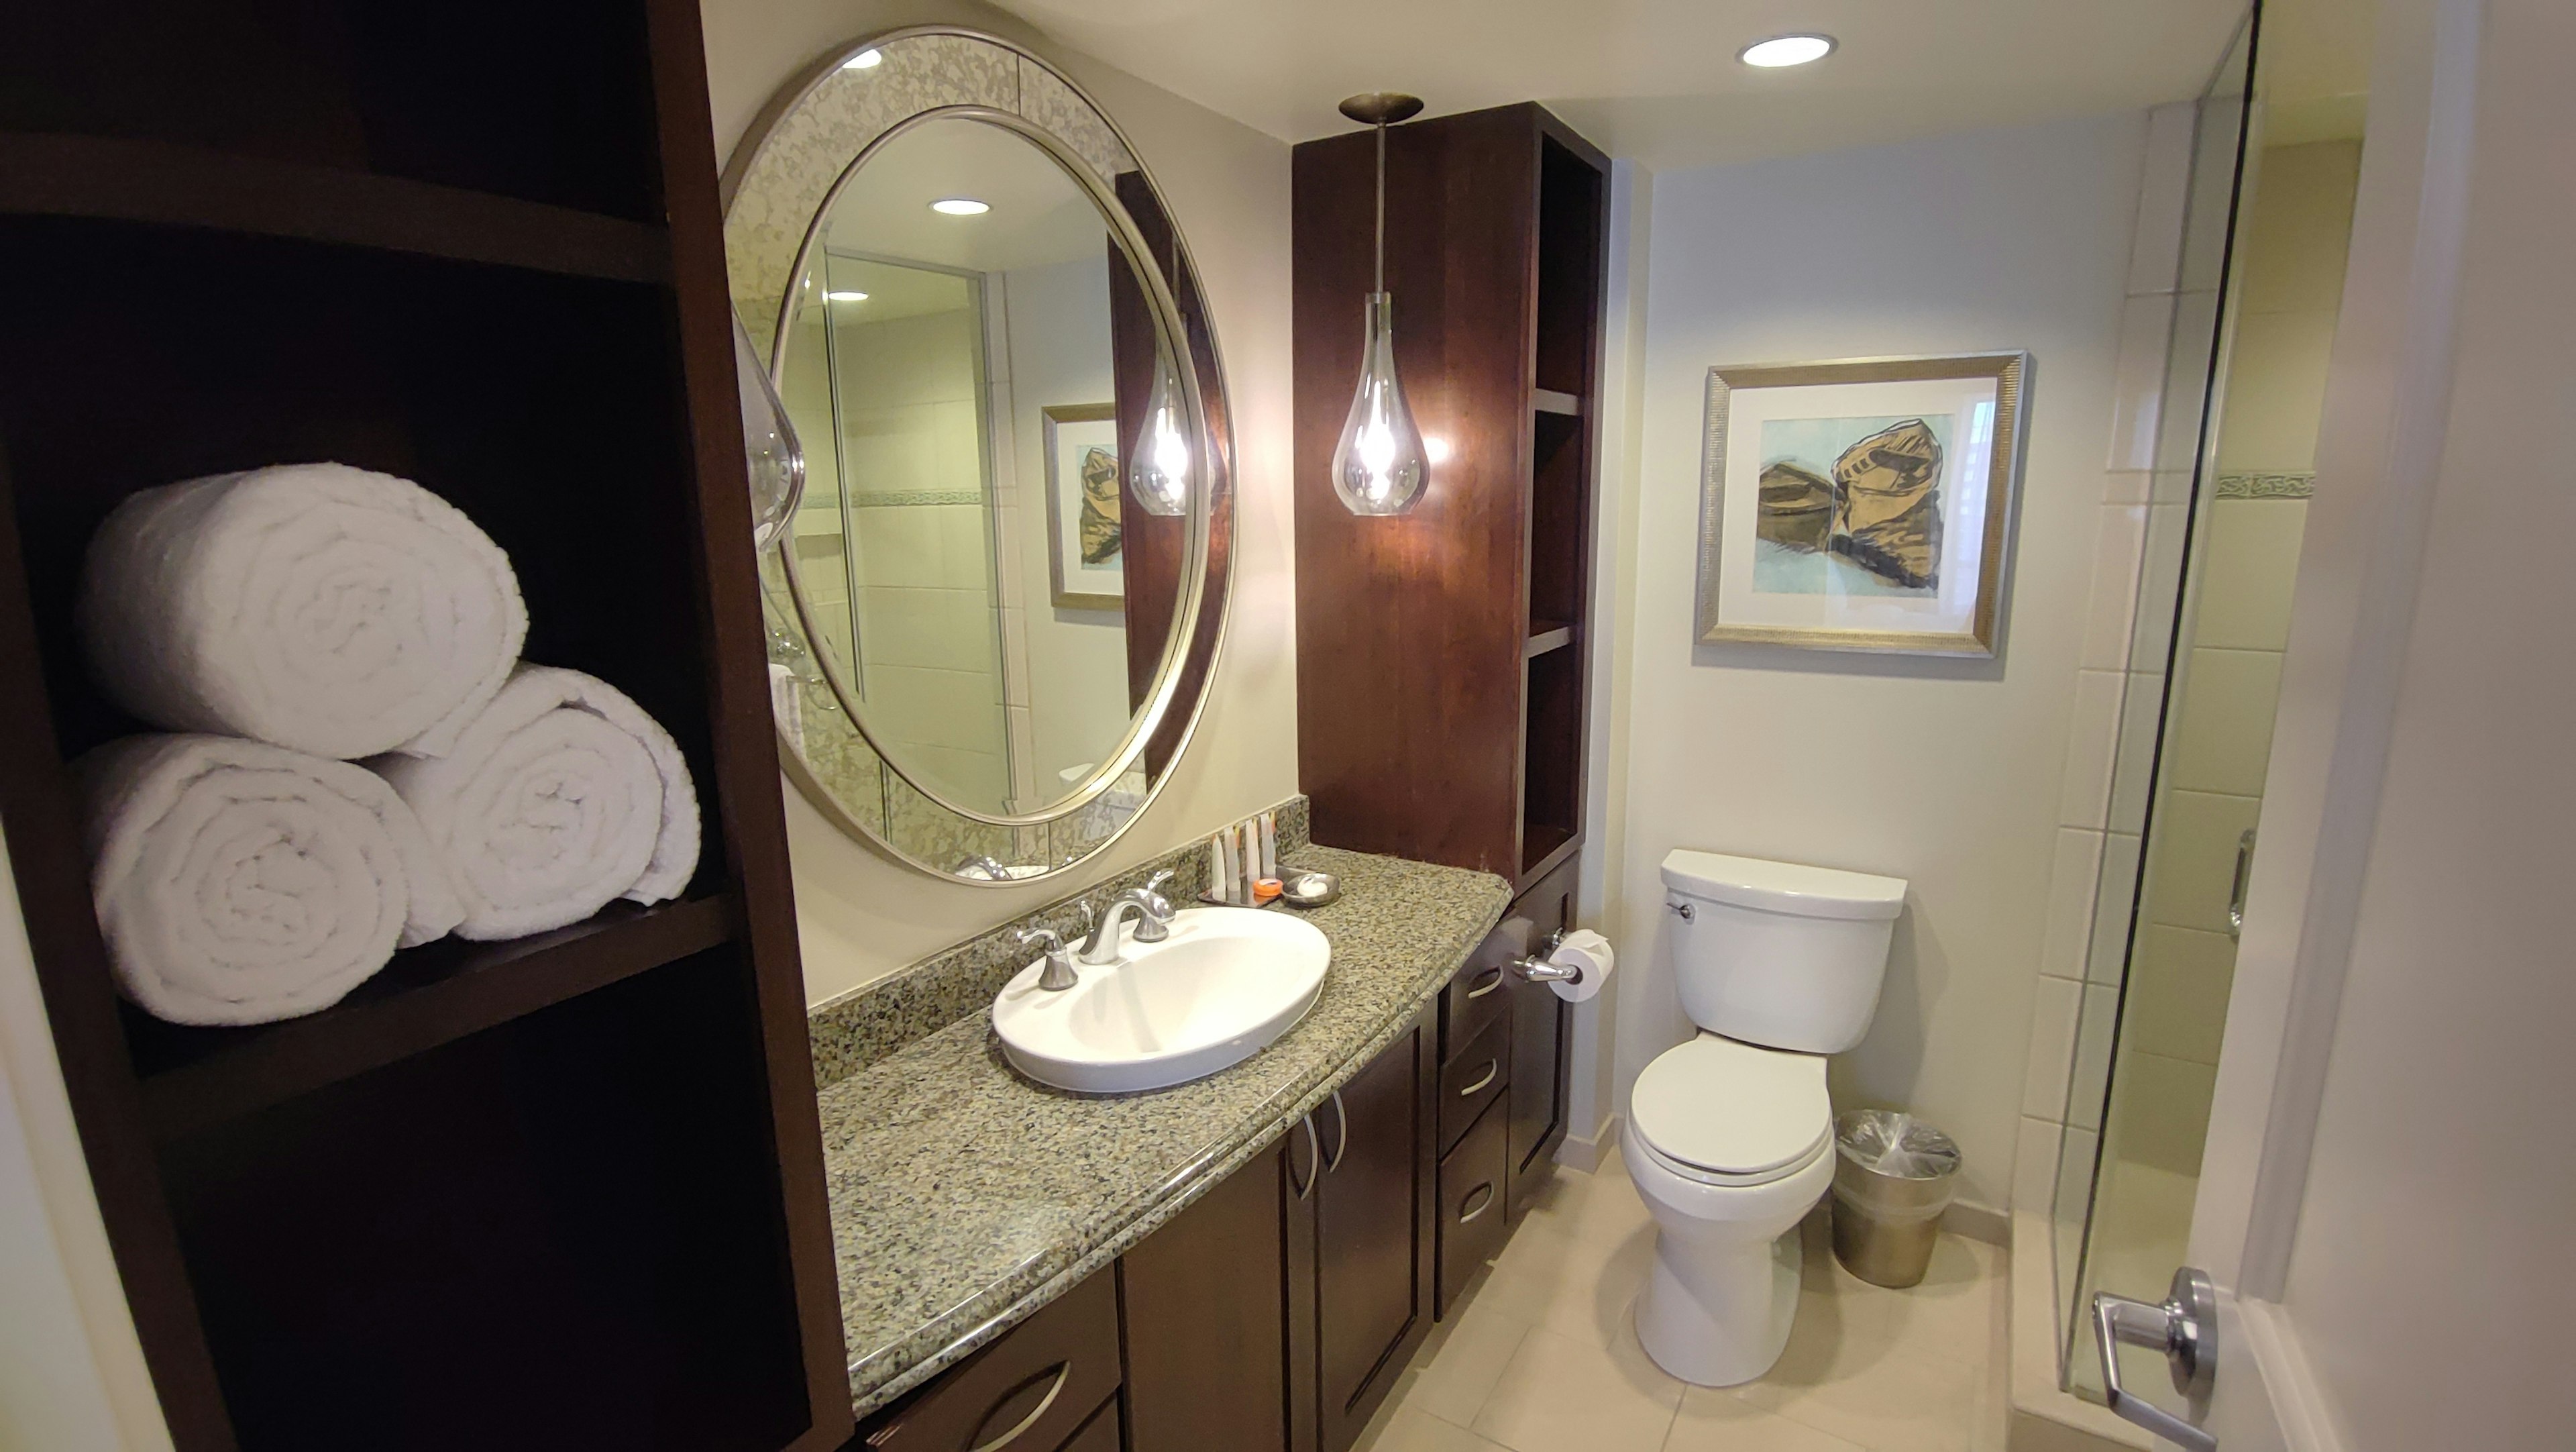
722,30,1233,884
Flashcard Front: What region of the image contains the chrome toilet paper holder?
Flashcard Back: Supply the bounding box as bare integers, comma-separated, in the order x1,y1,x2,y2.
1508,929,1580,985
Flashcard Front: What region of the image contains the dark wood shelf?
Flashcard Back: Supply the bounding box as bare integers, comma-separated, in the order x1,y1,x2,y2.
1519,826,1579,885
1525,622,1576,658
132,893,739,1139
1532,388,1582,417
0,134,673,284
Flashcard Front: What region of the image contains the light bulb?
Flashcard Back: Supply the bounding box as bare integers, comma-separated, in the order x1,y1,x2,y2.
1127,366,1192,517
1332,293,1428,515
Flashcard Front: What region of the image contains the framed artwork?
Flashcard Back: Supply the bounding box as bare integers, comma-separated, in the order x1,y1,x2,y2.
1695,352,2029,656
1042,403,1123,611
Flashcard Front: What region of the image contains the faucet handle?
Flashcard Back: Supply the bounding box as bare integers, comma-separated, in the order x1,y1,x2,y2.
1016,925,1079,992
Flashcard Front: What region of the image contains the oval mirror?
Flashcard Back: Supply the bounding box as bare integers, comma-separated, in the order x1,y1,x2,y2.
724,31,1233,884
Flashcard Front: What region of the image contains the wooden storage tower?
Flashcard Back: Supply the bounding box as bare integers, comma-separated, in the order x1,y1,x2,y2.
1293,103,1609,1237
1291,103,1607,897
0,3,847,1449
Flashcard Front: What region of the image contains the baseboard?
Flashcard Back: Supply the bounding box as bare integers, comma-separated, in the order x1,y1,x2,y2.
1943,1198,2010,1247
1555,1112,1620,1172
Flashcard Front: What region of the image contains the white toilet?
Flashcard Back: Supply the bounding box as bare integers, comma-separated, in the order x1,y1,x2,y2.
1623,849,1907,1387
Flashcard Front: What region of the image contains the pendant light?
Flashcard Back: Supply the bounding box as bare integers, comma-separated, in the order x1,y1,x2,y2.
1330,92,1429,516
1126,359,1192,517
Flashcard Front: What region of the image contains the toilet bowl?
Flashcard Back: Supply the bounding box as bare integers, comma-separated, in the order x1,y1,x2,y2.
1624,1031,1836,1385
1631,851,1907,1386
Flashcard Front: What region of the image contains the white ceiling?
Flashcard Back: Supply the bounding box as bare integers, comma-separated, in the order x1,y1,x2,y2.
990,0,2253,170
822,116,1109,272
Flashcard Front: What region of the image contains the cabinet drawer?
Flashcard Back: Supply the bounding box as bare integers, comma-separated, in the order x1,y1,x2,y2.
861,1269,1121,1452
1438,1012,1509,1157
1061,1396,1122,1452
1444,916,1532,1056
1436,1097,1511,1316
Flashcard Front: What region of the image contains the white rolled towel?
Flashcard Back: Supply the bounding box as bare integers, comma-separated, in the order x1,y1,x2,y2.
371,664,700,941
77,735,467,1026
78,463,528,761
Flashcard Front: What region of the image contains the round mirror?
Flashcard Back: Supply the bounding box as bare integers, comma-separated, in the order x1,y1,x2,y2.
724,31,1233,884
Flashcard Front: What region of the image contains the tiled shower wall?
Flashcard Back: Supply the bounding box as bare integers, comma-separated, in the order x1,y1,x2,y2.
2012,99,2205,1219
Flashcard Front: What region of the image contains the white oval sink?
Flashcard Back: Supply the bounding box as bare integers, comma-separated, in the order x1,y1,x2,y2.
994,908,1330,1094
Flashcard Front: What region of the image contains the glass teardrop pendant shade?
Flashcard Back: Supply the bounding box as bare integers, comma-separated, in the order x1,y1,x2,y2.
732,311,806,548
1126,362,1192,517
1332,293,1428,515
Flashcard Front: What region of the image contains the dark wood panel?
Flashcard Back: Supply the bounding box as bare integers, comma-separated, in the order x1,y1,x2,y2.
1060,1396,1124,1452
0,134,672,282
1121,1142,1293,1452
1438,1013,1511,1158
160,947,809,1452
1293,107,1542,878
860,1269,1120,1452
1436,1096,1511,1317
135,896,738,1137
1313,1013,1434,1452
1507,853,1582,1221
1442,915,1530,1061
1519,644,1584,884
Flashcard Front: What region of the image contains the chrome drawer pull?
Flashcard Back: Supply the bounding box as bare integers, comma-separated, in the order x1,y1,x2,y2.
1464,967,1506,999
1293,1114,1320,1202
1457,1061,1498,1098
969,1361,1071,1452
1458,1183,1496,1223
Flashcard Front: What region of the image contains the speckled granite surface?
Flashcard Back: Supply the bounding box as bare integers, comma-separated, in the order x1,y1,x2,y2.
808,796,1311,1088
815,843,1508,1416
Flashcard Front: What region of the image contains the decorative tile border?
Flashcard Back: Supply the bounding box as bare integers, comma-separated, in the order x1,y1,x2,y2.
807,794,1311,1088
2214,471,2315,499
848,490,986,508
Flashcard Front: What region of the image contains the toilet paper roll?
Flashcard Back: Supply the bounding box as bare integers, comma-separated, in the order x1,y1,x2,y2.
1543,928,1615,1002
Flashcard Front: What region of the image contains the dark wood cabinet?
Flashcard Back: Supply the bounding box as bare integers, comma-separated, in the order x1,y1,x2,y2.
1117,1013,1434,1452
1505,853,1580,1219
1292,103,1609,897
1120,1139,1301,1452
858,1269,1120,1452
0,3,846,1448
1312,1013,1436,1452
1437,1097,1511,1314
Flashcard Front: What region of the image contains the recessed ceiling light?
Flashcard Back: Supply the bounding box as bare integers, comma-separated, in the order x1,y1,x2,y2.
825,291,869,302
930,197,991,215
843,49,881,70
1739,34,1836,67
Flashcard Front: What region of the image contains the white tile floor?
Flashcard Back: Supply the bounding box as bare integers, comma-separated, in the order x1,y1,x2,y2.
1355,1151,2010,1452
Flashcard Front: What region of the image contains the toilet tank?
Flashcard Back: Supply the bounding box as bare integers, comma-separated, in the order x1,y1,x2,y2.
1660,849,1907,1053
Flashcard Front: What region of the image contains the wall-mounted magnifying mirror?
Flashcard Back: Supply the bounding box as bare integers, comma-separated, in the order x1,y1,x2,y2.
723,30,1234,884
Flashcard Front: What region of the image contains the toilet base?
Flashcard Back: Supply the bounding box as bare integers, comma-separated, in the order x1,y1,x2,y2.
1634,1221,1805,1387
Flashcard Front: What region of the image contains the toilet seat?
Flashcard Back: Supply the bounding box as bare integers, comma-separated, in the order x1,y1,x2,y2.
1630,1035,1831,1188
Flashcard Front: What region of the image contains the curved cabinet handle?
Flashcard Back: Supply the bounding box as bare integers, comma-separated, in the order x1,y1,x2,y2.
1458,1183,1497,1224
968,1361,1071,1452
1457,1061,1498,1098
1292,1114,1321,1202
1464,967,1507,1000
1324,1089,1350,1172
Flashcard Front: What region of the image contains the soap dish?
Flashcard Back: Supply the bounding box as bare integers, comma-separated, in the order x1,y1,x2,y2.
1277,868,1341,910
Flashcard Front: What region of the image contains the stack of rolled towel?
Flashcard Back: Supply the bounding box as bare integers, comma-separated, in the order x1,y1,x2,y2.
75,463,701,1027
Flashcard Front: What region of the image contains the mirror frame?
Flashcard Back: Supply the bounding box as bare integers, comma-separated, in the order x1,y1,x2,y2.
720,27,1236,886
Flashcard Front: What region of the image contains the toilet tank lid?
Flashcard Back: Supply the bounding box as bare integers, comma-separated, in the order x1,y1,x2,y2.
1660,849,1907,921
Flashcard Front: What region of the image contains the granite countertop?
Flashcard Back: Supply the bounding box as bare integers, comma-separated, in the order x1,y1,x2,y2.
816,845,1512,1416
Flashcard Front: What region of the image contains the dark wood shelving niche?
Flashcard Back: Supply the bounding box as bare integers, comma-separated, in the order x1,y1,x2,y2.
0,2,852,1449
0,134,673,284
1295,105,1608,895
132,894,739,1139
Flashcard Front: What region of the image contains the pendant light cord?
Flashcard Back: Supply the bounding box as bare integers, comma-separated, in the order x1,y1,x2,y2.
1373,121,1387,295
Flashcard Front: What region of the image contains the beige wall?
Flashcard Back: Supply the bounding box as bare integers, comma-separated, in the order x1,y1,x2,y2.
700,0,1299,1004
1606,111,2149,1212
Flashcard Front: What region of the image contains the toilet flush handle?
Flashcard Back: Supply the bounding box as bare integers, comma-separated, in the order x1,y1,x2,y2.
1668,899,1695,922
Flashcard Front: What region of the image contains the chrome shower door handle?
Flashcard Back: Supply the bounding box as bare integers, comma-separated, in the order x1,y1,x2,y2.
2092,1266,2218,1452
2227,829,2256,941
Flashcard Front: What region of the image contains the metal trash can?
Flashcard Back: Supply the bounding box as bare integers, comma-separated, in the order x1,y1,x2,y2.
1829,1110,1961,1289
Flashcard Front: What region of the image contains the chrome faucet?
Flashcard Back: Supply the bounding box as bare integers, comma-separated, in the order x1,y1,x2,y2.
1078,870,1178,964
1016,925,1079,991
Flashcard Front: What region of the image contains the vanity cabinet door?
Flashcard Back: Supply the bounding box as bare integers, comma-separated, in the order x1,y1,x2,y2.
1507,851,1580,1220
1120,1138,1301,1452
857,1268,1120,1452
1312,1010,1435,1452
